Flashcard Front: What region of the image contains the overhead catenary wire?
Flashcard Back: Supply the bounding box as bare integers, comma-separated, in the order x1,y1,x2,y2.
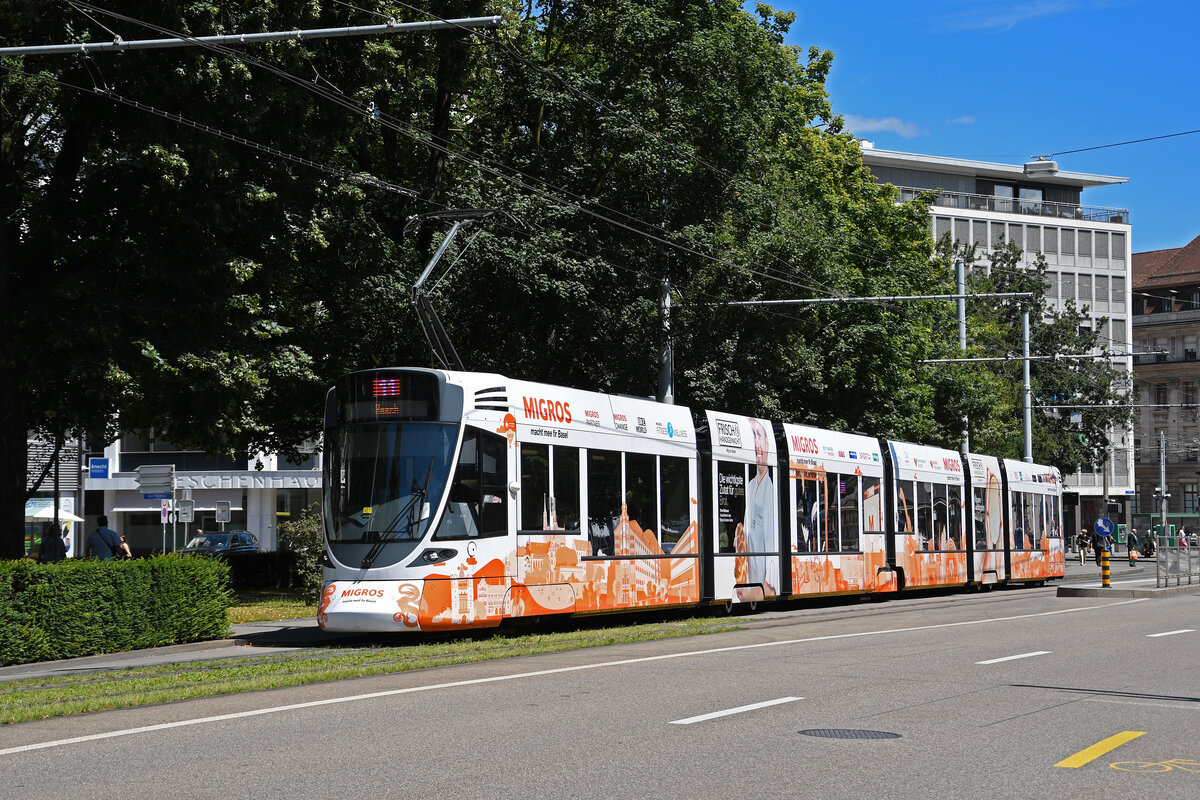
0,15,504,55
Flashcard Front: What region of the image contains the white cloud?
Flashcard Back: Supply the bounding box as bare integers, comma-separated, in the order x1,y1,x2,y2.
942,1,1077,32
950,115,976,125
843,114,927,138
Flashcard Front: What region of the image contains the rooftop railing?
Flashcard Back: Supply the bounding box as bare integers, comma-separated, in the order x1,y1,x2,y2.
895,186,1130,225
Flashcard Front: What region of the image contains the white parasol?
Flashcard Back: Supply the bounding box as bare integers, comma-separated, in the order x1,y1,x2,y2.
24,506,85,523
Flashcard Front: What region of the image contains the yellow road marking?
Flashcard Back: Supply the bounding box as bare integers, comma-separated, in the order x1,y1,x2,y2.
1055,731,1147,768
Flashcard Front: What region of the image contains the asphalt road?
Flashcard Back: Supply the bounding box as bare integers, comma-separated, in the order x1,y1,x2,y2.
2,575,1197,799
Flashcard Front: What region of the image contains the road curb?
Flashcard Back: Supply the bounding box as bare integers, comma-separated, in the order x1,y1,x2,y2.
1057,584,1200,598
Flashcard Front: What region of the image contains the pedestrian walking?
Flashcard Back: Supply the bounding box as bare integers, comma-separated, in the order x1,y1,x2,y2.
86,515,131,560
37,522,67,563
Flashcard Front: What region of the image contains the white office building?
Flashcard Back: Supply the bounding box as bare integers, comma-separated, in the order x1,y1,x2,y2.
860,145,1134,531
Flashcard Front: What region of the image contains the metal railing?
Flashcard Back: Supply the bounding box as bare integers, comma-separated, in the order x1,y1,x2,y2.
1156,535,1200,587
895,186,1130,224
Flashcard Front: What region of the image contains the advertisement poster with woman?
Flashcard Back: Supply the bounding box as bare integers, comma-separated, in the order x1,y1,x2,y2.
709,412,778,601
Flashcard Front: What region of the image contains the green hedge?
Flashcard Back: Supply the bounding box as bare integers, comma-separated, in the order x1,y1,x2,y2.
0,555,234,667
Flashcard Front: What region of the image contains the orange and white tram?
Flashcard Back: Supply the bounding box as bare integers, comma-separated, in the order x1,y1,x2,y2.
319,368,1064,632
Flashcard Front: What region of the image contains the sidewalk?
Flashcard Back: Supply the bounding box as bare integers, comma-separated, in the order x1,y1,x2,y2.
0,616,348,684
1058,550,1200,598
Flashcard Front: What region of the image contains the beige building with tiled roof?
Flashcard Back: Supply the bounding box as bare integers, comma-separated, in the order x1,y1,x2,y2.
1132,234,1200,528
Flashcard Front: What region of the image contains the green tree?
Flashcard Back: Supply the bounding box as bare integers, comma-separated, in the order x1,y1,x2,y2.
2,0,1054,561
0,1,475,556
277,502,323,603
431,0,952,441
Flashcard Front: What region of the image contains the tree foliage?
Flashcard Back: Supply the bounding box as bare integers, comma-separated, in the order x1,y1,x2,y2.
0,0,1121,557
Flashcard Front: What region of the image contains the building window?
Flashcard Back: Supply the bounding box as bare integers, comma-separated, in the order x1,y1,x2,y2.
1154,337,1170,362
1156,385,1169,406
1185,483,1199,513
1112,232,1126,260
1112,277,1126,311
954,218,969,245
1045,227,1058,255
993,184,1015,213
1185,335,1197,361
1079,230,1092,257
935,216,951,242
1061,272,1075,301
1184,383,1198,407
1078,275,1093,306
1019,187,1043,214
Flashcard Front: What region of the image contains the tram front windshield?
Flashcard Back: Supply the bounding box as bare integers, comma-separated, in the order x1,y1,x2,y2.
325,422,457,556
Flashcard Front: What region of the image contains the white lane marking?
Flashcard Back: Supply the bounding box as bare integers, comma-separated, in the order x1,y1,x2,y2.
0,596,1147,757
1086,698,1200,710
670,697,802,725
975,650,1051,665
1147,629,1195,638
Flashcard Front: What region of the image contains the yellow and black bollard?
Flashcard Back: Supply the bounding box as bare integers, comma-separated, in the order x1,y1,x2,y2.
1101,546,1111,587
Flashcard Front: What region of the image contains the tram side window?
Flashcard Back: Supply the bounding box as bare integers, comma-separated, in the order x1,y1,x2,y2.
948,485,962,550
839,474,860,552
479,433,508,535
917,482,933,547
624,452,659,544
932,483,948,549
588,449,622,555
896,480,915,534
862,476,882,533
1011,491,1027,550
554,446,581,530
1022,492,1034,549
660,456,691,552
1033,495,1046,549
520,443,549,530
973,487,987,549
437,428,508,539
796,475,823,551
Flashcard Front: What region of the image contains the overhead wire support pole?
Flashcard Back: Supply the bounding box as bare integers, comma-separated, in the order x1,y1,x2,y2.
1023,310,1033,463
957,261,969,456
0,17,504,56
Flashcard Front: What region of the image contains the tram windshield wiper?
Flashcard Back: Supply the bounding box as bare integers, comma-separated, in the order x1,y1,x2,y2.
361,458,435,569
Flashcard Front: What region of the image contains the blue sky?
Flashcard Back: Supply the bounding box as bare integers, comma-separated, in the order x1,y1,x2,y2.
781,0,1197,253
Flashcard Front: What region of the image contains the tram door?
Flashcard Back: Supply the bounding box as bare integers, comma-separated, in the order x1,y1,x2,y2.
515,441,584,615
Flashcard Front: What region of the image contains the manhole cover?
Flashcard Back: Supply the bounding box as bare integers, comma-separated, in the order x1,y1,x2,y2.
799,729,901,740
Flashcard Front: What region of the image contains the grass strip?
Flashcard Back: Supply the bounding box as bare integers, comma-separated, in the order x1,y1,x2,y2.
0,617,738,725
